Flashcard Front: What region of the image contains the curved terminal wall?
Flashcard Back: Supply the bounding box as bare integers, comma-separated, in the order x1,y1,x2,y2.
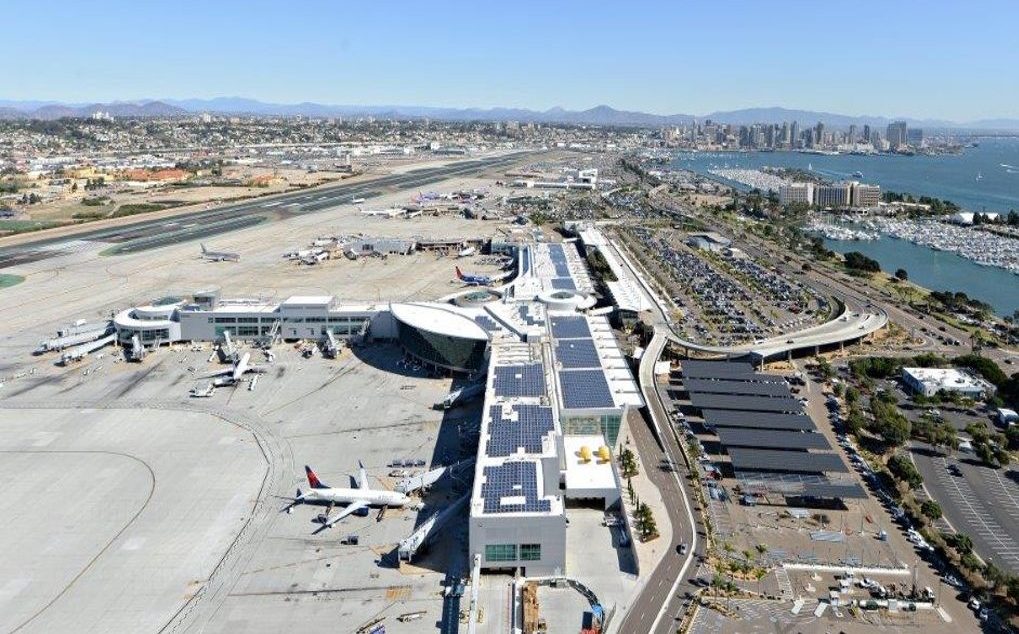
395,320,488,373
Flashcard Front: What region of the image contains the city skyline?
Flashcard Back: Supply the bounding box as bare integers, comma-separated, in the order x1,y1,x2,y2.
4,0,1019,121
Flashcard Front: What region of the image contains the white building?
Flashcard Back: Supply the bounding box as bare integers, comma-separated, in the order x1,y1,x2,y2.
779,182,814,206
901,367,996,399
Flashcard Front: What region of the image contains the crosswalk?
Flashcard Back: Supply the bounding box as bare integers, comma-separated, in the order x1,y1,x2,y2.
774,567,793,599
688,598,817,634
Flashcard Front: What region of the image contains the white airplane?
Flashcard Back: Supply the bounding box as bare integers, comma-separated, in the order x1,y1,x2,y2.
200,243,240,262
457,246,476,258
282,463,411,532
359,207,407,218
203,352,267,385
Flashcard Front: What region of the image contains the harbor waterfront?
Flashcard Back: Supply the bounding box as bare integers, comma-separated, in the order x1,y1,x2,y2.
822,235,1019,317
673,137,1019,214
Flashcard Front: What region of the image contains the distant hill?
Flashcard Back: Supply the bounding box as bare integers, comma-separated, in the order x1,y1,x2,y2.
0,98,1016,130
0,100,187,119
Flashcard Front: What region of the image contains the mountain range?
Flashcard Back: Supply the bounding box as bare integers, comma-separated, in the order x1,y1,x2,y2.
0,98,1016,130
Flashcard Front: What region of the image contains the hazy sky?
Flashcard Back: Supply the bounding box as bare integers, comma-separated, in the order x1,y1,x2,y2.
5,0,1018,121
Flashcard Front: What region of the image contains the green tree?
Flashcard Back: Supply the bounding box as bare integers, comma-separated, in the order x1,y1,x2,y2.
894,268,909,281
920,499,942,521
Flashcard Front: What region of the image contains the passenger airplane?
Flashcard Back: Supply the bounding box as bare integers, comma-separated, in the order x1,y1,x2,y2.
282,463,412,531
454,266,511,287
200,243,240,262
457,246,476,258
203,352,267,385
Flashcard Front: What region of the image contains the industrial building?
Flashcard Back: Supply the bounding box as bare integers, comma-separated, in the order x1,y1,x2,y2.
901,367,996,399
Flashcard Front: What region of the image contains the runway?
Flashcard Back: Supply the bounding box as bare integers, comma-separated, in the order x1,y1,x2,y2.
0,152,528,269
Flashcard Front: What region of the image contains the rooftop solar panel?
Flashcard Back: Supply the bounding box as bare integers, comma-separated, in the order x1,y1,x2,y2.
481,461,551,514
556,338,600,369
492,364,546,398
559,369,614,409
690,393,802,413
549,316,591,339
486,404,555,457
680,360,786,383
716,428,831,450
551,277,577,291
685,378,792,398
701,410,817,431
474,315,500,332
727,447,848,473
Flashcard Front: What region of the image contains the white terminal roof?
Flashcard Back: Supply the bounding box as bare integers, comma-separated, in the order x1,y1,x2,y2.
578,227,652,313
390,302,489,340
282,295,334,307
562,435,618,492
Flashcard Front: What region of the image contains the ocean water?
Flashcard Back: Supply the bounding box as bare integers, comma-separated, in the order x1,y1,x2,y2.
671,137,1019,214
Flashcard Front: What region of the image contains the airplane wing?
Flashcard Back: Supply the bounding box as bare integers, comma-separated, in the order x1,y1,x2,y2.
318,501,369,531
247,364,269,374
201,367,234,378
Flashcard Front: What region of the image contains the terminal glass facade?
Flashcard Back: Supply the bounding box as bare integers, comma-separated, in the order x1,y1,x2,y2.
484,544,517,562
561,413,622,445
396,321,487,373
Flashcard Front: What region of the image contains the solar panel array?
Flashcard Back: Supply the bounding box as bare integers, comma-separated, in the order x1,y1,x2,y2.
727,447,849,473
701,410,817,431
551,277,577,291
517,305,542,326
556,338,601,369
681,360,785,383
716,428,831,450
492,364,546,398
690,392,802,413
549,316,591,339
684,378,791,397
486,404,555,457
481,462,551,514
474,315,500,332
801,482,868,500
547,244,571,277
559,369,615,408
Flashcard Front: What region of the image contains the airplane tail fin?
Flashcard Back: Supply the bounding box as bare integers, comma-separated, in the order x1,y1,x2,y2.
201,243,208,254
357,460,367,489
455,266,464,280
305,465,329,489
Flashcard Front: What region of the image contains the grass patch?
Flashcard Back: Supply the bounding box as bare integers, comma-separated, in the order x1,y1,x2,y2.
0,273,25,289
111,202,177,218
0,219,63,235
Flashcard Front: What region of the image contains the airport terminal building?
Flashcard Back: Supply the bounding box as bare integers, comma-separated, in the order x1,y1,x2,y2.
111,234,642,578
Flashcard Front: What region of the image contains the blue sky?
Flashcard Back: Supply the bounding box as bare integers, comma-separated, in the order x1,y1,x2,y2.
5,0,1018,121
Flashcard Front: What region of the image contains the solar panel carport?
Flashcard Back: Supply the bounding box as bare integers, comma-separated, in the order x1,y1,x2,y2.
680,360,786,383
684,378,791,398
800,482,868,499
690,393,802,413
701,410,816,431
716,428,831,450
726,447,849,473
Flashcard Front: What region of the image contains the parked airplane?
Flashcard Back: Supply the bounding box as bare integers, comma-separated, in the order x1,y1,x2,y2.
203,352,267,386
282,463,412,531
457,246,476,258
359,207,407,218
454,266,511,287
200,243,240,262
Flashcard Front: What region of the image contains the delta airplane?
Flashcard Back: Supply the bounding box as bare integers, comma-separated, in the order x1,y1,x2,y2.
454,266,511,287
281,463,412,532
200,243,240,262
203,352,267,386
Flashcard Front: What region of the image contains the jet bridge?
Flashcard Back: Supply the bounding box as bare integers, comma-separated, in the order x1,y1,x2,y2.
60,333,117,365
219,330,238,363
394,457,475,494
322,329,340,358
37,322,113,353
398,493,470,563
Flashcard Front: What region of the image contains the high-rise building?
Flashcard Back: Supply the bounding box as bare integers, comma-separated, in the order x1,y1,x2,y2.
848,124,857,143
779,183,814,206
906,128,924,147
862,124,871,143
886,121,908,148
790,121,800,148
850,182,882,207
814,183,852,208
815,122,825,147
